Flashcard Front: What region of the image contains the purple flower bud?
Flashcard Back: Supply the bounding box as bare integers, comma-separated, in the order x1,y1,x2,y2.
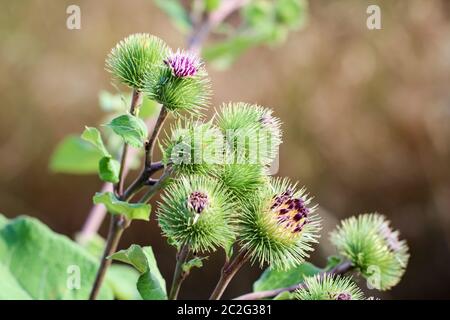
187,191,209,214
164,50,200,78
336,292,352,300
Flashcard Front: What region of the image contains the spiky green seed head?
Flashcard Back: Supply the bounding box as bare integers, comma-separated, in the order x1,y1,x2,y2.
295,274,365,300
212,162,268,201
106,33,169,89
157,175,236,252
330,213,410,291
161,118,223,175
238,177,321,270
144,50,211,116
216,102,282,166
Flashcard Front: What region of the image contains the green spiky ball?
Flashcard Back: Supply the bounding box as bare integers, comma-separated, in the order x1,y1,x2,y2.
295,274,365,300
216,102,282,166
106,33,168,89
144,53,211,115
157,175,236,252
161,119,223,175
330,213,409,291
238,177,321,270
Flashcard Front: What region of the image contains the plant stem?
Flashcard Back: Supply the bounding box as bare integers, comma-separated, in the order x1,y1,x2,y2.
116,89,142,195
209,250,250,300
88,214,129,300
89,89,141,300
145,106,168,167
232,260,354,300
169,244,190,300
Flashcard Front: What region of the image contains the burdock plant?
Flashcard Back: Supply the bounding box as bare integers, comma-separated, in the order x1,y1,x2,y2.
0,0,413,302
82,32,410,301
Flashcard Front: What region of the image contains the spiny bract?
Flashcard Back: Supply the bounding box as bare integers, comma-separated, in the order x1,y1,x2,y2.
295,274,365,300
161,119,223,175
238,177,321,270
144,50,211,116
157,175,236,252
216,102,282,166
330,213,409,291
106,33,168,89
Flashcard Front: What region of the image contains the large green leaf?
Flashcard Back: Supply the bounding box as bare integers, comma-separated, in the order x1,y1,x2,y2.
0,214,8,228
0,215,113,300
106,114,148,148
76,232,142,300
253,262,322,292
106,264,141,300
110,244,167,300
93,192,151,221
49,135,103,174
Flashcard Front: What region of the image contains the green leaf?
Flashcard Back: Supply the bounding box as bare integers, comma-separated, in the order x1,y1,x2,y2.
109,244,167,300
273,290,295,300
155,0,192,32
325,255,344,271
275,0,308,30
105,264,141,300
109,244,150,273
49,135,103,174
93,192,151,221
241,0,274,28
0,215,113,299
75,232,106,259
98,157,120,183
106,114,148,148
203,34,265,70
81,126,110,157
0,214,8,228
137,270,167,300
253,262,322,292
182,256,207,274
205,0,220,12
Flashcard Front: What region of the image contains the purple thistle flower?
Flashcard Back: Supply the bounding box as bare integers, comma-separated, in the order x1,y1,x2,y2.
270,189,311,234
164,50,200,78
187,191,209,214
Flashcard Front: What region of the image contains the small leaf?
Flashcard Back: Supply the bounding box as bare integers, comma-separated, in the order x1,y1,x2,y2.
109,244,149,273
205,0,220,12
93,192,151,221
203,34,265,70
98,157,120,183
109,245,167,300
155,0,192,33
275,0,308,30
325,255,343,271
253,262,322,292
182,256,208,274
49,135,103,174
106,114,148,148
81,126,110,157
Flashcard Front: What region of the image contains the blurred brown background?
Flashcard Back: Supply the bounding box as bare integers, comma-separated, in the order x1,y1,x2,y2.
0,0,449,299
